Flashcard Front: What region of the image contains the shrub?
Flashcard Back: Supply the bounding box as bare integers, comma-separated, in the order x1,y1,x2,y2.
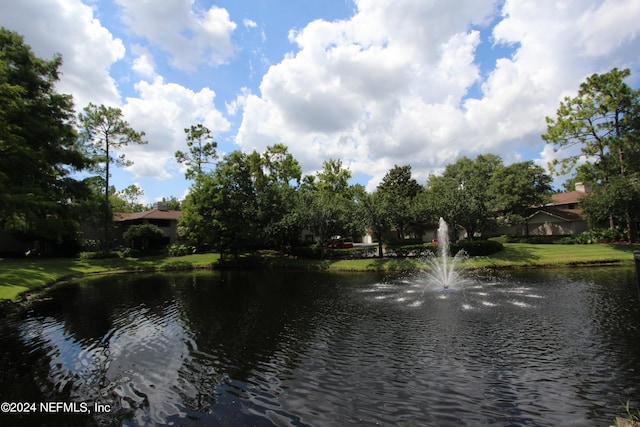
168,243,196,257
489,235,528,243
338,247,378,259
320,247,376,259
574,228,624,244
455,240,504,256
122,224,166,250
488,235,510,244
385,244,435,258
555,236,576,244
78,251,119,260
118,247,141,258
527,236,557,244
290,245,322,259
490,235,575,244
80,239,102,252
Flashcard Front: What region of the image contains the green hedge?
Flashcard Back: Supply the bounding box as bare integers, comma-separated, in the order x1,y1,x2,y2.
384,244,436,258
291,240,503,259
490,235,573,244
454,240,504,256
573,228,625,244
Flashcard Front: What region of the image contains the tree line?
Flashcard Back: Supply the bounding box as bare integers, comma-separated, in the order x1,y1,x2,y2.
1,26,639,257
177,143,554,257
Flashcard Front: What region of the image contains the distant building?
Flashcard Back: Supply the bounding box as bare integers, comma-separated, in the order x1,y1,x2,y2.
113,201,182,246
525,183,590,236
488,182,589,237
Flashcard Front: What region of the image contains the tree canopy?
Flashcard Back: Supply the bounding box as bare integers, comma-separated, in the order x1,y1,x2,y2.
426,154,502,239
175,124,217,180
0,28,90,248
376,165,422,240
543,68,640,241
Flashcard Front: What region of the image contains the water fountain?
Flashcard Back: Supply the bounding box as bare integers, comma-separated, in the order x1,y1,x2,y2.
424,217,468,290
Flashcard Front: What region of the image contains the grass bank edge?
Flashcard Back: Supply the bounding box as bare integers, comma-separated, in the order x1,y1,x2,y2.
1,243,639,302
0,253,221,302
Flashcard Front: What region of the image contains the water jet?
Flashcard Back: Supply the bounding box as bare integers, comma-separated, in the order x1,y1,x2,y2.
424,217,468,290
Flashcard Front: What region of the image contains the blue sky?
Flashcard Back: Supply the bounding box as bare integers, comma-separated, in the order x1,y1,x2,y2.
2,0,639,205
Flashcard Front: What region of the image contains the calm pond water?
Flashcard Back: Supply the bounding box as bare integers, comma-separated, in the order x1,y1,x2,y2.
0,267,639,426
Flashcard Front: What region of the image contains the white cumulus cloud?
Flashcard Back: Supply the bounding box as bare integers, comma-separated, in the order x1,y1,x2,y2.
120,77,231,179
0,0,125,109
115,0,237,69
235,0,640,188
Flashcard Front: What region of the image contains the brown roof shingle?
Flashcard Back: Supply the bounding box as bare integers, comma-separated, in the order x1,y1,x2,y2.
113,209,182,222
528,207,585,221
550,190,584,205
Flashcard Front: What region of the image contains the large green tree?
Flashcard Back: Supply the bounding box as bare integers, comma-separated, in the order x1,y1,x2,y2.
180,150,258,255
361,190,393,257
110,184,146,213
210,151,259,256
0,28,90,249
376,165,422,240
178,173,216,250
77,103,147,247
299,159,360,245
542,68,640,240
425,154,503,239
490,161,553,233
251,144,302,250
180,145,302,253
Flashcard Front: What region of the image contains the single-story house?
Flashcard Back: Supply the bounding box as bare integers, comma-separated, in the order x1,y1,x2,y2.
489,182,590,237
525,206,588,236
525,182,590,236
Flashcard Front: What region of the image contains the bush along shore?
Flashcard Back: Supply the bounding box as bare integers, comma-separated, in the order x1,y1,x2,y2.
1,241,639,304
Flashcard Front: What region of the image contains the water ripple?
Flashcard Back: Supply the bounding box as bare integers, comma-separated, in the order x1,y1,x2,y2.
2,269,638,426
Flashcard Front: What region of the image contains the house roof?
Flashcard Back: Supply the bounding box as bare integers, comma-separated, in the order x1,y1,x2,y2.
550,190,585,205
527,207,584,222
114,209,182,222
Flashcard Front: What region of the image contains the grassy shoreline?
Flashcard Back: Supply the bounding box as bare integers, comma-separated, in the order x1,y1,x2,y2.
1,243,638,302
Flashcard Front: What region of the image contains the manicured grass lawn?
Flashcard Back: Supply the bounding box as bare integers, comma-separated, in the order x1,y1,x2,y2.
0,253,220,301
1,243,638,302
467,243,639,268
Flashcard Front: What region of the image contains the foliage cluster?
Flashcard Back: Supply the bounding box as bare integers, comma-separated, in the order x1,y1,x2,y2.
491,228,626,245
454,240,504,256
573,228,625,244
619,399,640,424
384,244,436,258
543,68,640,242
490,235,569,244
0,28,88,248
179,149,553,258
289,241,503,259
78,250,121,260
167,243,197,257
122,224,165,251
0,28,148,255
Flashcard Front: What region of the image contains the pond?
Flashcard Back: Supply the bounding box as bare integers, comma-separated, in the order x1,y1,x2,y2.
0,267,639,426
